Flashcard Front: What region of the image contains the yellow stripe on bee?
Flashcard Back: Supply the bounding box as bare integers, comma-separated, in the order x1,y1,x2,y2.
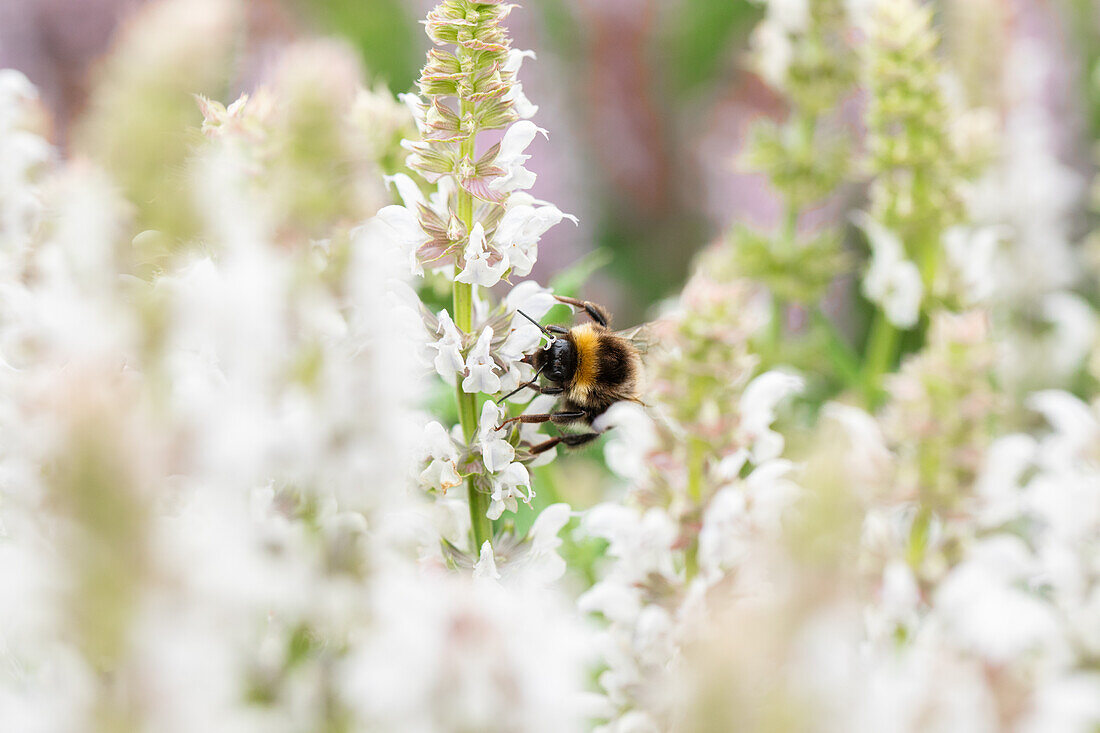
570,324,599,395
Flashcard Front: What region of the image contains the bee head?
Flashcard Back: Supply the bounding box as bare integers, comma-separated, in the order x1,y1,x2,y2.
515,309,576,384
544,337,577,383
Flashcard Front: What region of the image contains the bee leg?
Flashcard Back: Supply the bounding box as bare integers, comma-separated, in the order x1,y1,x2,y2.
528,432,600,455
494,411,586,431
553,296,609,328
547,325,569,336
499,380,563,402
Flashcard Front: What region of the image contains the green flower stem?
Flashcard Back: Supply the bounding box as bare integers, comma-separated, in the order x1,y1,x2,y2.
686,436,707,504
455,94,492,551
770,202,800,350
905,505,932,571
811,307,861,386
861,310,898,407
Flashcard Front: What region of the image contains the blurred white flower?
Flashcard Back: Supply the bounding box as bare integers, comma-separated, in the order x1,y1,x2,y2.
854,213,923,329
338,571,590,733
374,203,425,272
974,433,1036,527
397,92,427,135
750,20,794,89
942,225,1005,304
738,370,803,463
594,402,657,481
519,503,572,584
934,536,1061,663
1026,390,1098,470
698,459,800,582
823,402,893,486
765,0,809,31
582,505,678,584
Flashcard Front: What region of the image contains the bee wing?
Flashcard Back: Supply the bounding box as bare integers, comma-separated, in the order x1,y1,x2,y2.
614,323,656,356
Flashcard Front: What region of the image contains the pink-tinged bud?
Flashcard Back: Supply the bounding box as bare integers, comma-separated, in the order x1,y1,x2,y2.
447,213,465,242
405,141,455,178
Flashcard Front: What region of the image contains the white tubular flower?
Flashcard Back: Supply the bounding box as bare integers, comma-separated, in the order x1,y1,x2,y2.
500,320,542,361
499,280,557,393
503,49,539,119
418,421,463,493
455,222,508,287
853,213,923,329
489,121,546,193
487,462,532,521
492,196,573,277
505,279,557,320
431,308,465,382
497,320,541,397
462,326,501,394
497,362,535,402
477,400,515,473
738,370,803,463
473,540,501,581
593,402,657,481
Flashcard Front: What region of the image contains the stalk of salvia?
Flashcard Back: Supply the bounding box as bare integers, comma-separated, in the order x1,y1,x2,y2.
856,0,971,402
0,34,588,728
736,0,857,379
389,0,571,553
580,261,804,729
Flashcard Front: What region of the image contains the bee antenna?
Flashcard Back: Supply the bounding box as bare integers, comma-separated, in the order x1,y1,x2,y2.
515,309,555,340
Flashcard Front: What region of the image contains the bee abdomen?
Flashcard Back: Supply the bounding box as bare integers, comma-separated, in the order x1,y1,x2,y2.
596,337,635,389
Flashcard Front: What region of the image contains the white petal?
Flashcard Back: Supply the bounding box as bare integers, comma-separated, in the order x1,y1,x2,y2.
462,364,501,394
505,280,556,319
473,541,501,581
882,260,923,329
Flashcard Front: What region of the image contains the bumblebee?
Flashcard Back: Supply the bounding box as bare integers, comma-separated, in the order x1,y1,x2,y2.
495,295,646,454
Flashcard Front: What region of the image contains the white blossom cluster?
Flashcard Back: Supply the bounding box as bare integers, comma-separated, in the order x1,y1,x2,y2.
0,1,589,723
574,2,1100,731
